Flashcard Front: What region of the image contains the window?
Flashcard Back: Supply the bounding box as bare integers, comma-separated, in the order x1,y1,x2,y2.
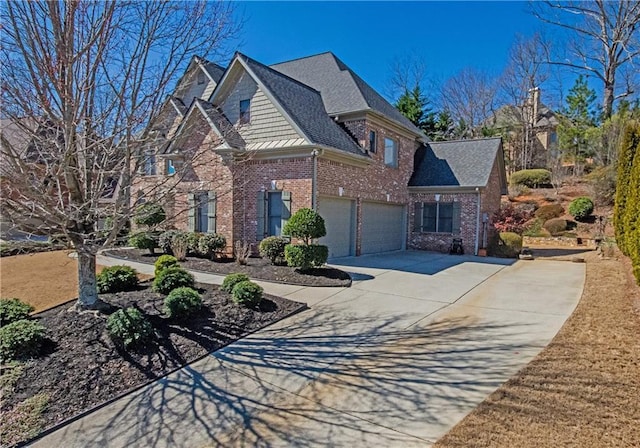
197,70,205,85
239,99,251,124
195,192,209,232
384,137,398,167
267,192,282,236
143,150,156,176
257,190,291,239
165,159,176,176
369,130,377,153
189,191,216,233
418,202,459,234
550,132,558,144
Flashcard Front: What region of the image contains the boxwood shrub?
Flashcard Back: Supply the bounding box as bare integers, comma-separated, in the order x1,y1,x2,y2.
488,232,523,258
284,244,328,270
259,236,288,265
509,169,552,188
0,298,34,326
568,197,594,221
128,231,159,254
221,273,250,293
543,218,568,236
106,307,153,349
231,280,263,307
97,265,139,294
154,254,179,277
0,320,46,361
163,287,202,319
534,204,564,221
152,267,194,294
197,233,226,259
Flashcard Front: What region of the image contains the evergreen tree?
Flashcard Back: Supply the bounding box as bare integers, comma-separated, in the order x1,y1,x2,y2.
395,84,436,137
614,121,640,256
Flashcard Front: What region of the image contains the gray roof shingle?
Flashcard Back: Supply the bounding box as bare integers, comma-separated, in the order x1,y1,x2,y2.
239,54,366,156
271,52,424,137
409,137,502,188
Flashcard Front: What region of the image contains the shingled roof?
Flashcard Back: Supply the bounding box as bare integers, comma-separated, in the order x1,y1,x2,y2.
238,53,366,156
271,52,425,138
409,137,503,188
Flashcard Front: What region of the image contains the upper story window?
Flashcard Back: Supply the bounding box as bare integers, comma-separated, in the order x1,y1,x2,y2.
239,99,251,124
369,130,377,153
165,159,176,176
197,70,205,85
143,150,156,176
384,137,398,168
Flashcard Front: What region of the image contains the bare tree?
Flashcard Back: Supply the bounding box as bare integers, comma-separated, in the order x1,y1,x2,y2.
440,67,498,138
532,0,640,118
0,1,240,309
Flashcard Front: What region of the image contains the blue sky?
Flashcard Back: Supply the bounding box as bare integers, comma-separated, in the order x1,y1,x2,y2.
230,1,544,100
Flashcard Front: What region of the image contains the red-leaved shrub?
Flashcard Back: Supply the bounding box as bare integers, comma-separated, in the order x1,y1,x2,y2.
492,204,533,234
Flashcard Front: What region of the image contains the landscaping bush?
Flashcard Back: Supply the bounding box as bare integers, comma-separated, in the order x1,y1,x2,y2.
159,230,184,255
259,236,288,265
534,204,564,221
568,197,594,221
492,204,533,234
0,320,46,361
96,265,139,294
523,218,549,237
186,232,202,255
152,267,194,294
507,184,531,199
154,255,179,277
0,298,34,326
283,208,326,244
509,169,552,188
586,165,617,206
163,287,202,319
197,233,226,259
488,232,523,258
221,273,250,293
133,202,166,228
285,244,329,270
231,280,263,307
171,232,190,261
543,218,568,236
106,307,153,349
128,231,158,254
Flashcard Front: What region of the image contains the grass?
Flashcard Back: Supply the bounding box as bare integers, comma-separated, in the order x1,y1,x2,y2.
434,250,640,447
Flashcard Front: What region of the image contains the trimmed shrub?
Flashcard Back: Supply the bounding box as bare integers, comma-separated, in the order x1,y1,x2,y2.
285,244,329,270
163,287,202,319
154,255,179,277
133,202,166,228
198,233,226,259
568,197,594,221
186,232,202,255
283,208,326,244
106,307,153,349
543,218,568,236
509,169,552,188
231,280,263,307
0,320,46,361
492,204,532,234
152,267,194,294
488,232,523,258
128,231,158,254
96,265,139,294
534,204,564,221
0,298,34,326
159,230,184,255
259,236,288,265
221,273,250,293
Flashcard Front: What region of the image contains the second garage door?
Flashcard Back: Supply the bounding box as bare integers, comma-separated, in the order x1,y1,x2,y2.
361,202,405,255
317,197,356,258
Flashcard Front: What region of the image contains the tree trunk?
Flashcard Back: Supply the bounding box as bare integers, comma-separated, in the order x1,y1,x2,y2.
76,248,99,309
603,82,614,120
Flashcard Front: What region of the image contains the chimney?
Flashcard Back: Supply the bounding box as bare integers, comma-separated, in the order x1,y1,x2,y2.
528,87,540,124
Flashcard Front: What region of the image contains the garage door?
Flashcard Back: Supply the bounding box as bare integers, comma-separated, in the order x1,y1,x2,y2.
317,197,355,258
361,202,405,254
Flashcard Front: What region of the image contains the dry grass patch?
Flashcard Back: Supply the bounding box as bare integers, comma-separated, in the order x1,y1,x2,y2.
435,251,640,448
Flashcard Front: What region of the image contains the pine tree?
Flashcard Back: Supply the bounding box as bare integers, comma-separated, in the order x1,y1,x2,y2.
395,84,436,137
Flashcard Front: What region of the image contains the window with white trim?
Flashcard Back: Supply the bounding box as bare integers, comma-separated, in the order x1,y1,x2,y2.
165,159,176,176
384,137,398,167
143,150,156,176
197,70,205,85
239,99,251,124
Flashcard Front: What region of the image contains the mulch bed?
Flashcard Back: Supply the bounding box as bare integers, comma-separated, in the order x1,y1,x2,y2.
105,248,352,287
0,282,305,446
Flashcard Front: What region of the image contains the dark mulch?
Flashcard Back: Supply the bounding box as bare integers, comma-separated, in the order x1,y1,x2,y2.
105,248,352,287
0,282,305,444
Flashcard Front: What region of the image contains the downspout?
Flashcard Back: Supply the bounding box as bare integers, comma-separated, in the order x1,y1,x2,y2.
311,149,319,210
475,187,481,256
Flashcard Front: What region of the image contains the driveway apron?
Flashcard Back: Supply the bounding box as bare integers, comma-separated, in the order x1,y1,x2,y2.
31,251,585,447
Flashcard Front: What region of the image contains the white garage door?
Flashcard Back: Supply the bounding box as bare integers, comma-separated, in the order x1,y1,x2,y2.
361,202,405,255
317,197,355,258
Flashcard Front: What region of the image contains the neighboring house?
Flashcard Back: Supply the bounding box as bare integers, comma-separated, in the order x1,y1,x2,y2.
136,52,507,257
489,87,559,173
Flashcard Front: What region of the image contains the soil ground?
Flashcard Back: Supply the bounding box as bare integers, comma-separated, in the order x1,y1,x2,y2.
434,250,640,448
106,248,352,287
0,251,150,312
0,282,305,447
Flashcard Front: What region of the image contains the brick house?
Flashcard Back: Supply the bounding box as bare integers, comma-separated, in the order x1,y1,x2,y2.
136,52,507,257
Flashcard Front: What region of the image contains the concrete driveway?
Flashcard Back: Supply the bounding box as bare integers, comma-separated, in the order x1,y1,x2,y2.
32,251,585,447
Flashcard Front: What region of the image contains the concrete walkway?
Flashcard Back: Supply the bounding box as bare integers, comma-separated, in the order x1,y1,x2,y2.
32,251,585,448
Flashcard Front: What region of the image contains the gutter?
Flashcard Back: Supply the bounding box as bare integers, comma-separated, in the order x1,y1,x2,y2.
311,149,319,210
475,187,481,256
